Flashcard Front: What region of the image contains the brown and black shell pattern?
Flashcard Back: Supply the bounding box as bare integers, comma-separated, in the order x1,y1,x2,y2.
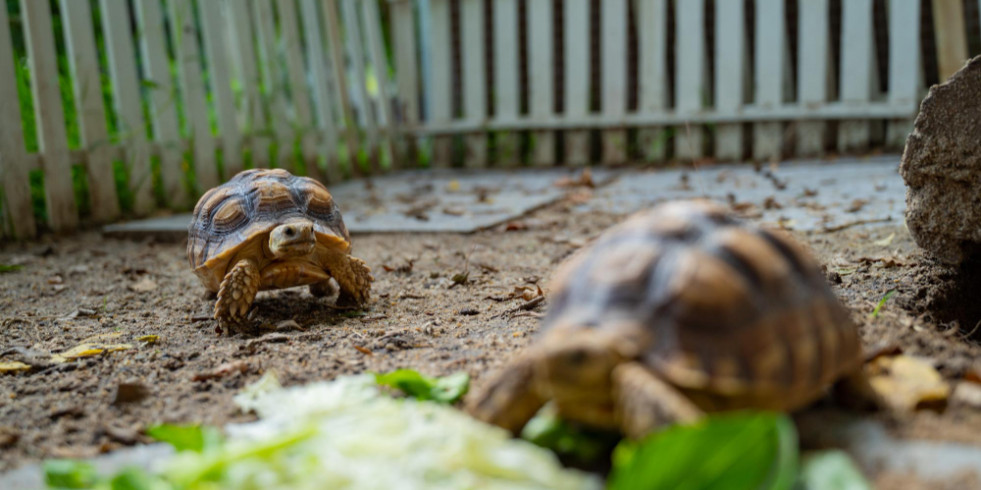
187,168,351,292
545,200,862,412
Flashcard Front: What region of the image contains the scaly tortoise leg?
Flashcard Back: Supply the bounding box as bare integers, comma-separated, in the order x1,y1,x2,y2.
612,362,703,440
466,353,546,435
214,259,260,335
322,252,373,306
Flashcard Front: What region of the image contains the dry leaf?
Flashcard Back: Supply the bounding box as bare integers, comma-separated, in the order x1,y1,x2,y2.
865,355,950,412
137,335,159,344
129,277,157,293
51,343,133,363
0,361,31,374
873,233,896,247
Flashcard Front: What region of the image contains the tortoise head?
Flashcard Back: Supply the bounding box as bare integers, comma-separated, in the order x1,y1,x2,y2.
267,219,317,259
536,325,642,407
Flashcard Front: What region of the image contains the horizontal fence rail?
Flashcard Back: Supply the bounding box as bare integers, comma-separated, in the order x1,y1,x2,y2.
1,0,978,239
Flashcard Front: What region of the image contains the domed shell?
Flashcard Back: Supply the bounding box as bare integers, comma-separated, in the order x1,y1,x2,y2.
187,169,351,290
544,200,862,411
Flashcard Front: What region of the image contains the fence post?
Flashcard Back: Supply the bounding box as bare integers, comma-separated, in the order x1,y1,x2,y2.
390,0,421,165
797,0,830,156
527,0,555,166
838,0,875,153
425,0,453,166
462,0,488,168
0,3,35,237
564,0,590,165
753,0,788,162
715,0,747,162
301,0,343,182
601,0,628,164
199,1,243,180
675,0,706,161
493,0,520,166
887,0,921,149
636,0,668,163
932,0,968,82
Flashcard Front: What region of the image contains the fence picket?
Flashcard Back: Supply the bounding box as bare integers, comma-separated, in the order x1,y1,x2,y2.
341,0,382,172
796,0,830,156
322,0,363,172
887,0,921,148
714,0,746,161
61,0,119,222
226,0,268,169
0,3,35,237
24,0,78,231
838,0,874,152
462,0,488,168
300,0,343,182
601,0,627,164
564,0,590,165
675,0,706,161
932,0,968,81
362,0,400,168
199,1,243,180
636,0,668,162
168,0,218,192
753,0,787,162
134,0,186,208
390,0,420,159
493,0,520,166
426,0,453,166
278,0,323,181
527,0,554,166
253,0,295,170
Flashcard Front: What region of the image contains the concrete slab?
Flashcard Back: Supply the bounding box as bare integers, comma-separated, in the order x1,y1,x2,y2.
103,168,604,239
579,155,905,231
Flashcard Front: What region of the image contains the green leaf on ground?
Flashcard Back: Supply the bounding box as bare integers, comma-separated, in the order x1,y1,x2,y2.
608,412,798,490
797,450,871,490
0,264,23,273
521,407,620,465
145,424,223,453
869,289,896,318
373,369,470,404
43,460,97,489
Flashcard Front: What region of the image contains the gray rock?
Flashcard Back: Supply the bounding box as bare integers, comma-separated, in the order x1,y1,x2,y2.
900,55,981,265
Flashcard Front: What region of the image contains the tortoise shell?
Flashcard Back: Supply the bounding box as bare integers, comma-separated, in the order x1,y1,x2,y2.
187,168,351,292
544,200,862,411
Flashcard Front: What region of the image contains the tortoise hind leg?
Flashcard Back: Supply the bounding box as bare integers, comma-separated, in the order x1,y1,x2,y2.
322,253,373,306
466,353,546,435
612,362,703,440
214,259,260,335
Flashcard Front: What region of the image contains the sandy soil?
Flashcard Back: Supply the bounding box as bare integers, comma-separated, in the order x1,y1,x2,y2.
1,180,979,484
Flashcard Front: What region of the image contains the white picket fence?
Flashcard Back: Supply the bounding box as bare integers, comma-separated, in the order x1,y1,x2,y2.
0,0,973,239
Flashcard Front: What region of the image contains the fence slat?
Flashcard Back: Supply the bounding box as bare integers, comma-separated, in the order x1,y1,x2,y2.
226,0,268,169
322,0,362,172
362,0,400,169
493,0,520,166
168,0,218,191
887,0,921,148
0,3,35,237
462,0,488,167
300,0,342,182
675,0,706,160
253,0,295,170
341,0,382,172
134,0,186,208
601,0,627,164
199,1,242,179
838,0,874,152
426,0,453,166
636,0,668,162
714,0,746,161
527,0,554,166
24,0,78,231
564,0,590,165
753,0,786,161
796,0,830,156
932,0,968,81
102,0,154,215
61,0,119,222
278,0,324,181
390,0,420,133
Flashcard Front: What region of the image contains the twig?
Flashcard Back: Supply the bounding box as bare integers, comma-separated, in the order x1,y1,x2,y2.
821,217,892,233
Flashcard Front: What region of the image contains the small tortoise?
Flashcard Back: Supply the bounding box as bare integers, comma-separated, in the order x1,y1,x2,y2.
187,168,372,333
467,200,867,439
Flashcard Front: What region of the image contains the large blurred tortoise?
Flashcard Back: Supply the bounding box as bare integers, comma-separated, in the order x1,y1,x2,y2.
187,168,373,334
467,200,871,439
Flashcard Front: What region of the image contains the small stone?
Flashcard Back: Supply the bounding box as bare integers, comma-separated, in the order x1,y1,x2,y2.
900,55,981,265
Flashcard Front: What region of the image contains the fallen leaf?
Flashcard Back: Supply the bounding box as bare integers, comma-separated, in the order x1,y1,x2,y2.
554,169,595,188
873,233,896,247
353,345,373,356
192,361,249,381
51,343,132,363
129,277,157,293
137,335,159,344
0,361,31,374
865,355,950,412
505,221,528,231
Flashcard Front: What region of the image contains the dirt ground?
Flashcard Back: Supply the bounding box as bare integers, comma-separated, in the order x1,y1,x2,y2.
2,177,980,487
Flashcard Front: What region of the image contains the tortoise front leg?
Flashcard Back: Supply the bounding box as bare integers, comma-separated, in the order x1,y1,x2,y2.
466,353,546,435
322,252,373,306
612,362,703,440
214,258,260,334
